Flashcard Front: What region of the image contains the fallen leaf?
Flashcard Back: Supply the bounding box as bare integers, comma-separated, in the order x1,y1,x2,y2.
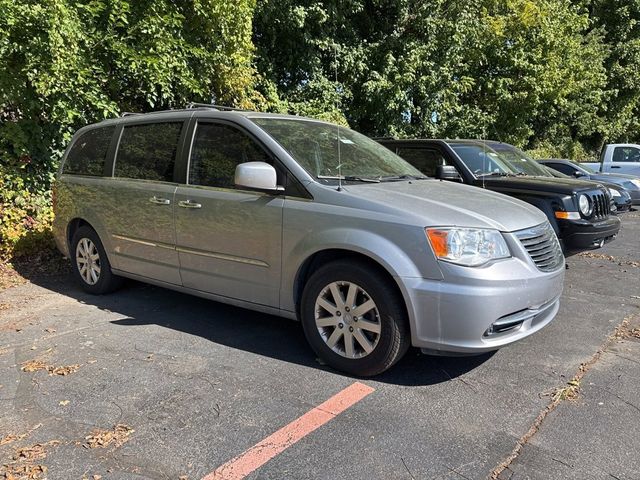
84,424,134,449
59,400,70,406
13,441,60,461
0,463,47,479
47,364,80,376
20,360,48,373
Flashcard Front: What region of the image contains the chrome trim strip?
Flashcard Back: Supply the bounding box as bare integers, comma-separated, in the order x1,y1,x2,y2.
176,246,269,268
112,234,175,250
112,234,269,267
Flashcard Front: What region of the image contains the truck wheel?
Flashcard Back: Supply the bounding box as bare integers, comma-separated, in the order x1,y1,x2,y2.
300,260,410,376
71,226,122,294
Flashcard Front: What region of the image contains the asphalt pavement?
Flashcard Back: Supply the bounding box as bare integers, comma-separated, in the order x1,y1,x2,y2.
1,212,639,480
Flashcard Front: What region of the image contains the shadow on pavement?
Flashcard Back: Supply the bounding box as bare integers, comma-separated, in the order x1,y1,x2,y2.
14,263,493,387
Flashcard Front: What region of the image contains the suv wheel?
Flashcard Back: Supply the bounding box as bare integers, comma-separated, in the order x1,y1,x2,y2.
71,226,122,294
301,260,410,376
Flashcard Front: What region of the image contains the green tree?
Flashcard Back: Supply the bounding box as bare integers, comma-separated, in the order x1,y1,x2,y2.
0,0,257,257
254,0,609,156
585,0,640,148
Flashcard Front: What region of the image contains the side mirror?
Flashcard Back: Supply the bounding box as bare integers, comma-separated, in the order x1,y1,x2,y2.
235,162,284,193
436,165,461,181
573,171,586,178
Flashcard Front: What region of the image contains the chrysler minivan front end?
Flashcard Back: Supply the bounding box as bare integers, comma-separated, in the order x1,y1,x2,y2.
399,222,564,354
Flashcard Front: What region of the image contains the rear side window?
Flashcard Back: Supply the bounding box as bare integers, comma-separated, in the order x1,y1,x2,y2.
63,127,114,176
114,122,183,182
189,123,271,188
396,148,446,177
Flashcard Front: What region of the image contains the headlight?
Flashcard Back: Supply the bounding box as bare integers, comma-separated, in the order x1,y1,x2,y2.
631,179,640,189
578,194,592,216
608,188,621,198
426,227,510,266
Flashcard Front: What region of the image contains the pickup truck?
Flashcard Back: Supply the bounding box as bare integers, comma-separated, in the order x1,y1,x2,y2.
582,144,640,175
377,138,621,252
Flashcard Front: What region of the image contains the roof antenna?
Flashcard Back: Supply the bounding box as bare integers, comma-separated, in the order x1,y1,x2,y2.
482,124,487,190
333,8,343,192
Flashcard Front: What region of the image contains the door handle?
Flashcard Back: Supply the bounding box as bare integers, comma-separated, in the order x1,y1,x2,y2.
178,200,202,209
611,165,621,169
149,196,171,205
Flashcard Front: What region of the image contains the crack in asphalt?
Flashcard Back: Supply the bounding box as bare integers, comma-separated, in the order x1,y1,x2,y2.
488,313,640,479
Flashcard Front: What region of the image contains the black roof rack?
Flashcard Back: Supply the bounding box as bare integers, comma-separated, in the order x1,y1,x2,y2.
186,102,249,112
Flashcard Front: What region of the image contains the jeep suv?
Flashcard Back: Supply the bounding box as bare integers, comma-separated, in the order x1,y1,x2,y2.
378,139,621,252
53,107,564,376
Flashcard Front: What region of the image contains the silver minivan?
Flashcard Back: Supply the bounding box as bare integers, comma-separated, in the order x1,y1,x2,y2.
53,106,565,376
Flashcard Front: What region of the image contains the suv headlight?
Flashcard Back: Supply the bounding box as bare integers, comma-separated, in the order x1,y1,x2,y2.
578,194,592,216
426,227,510,266
608,187,621,198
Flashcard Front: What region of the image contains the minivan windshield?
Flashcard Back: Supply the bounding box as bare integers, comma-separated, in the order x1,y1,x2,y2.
252,118,425,183
489,143,552,177
449,143,519,176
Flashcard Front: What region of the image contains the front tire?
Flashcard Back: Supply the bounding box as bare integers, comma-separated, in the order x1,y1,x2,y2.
71,226,122,294
300,260,410,376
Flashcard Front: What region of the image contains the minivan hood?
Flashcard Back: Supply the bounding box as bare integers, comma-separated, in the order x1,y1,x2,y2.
342,180,546,232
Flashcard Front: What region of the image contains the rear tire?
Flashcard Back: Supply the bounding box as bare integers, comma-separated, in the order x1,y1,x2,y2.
71,226,122,294
300,260,410,376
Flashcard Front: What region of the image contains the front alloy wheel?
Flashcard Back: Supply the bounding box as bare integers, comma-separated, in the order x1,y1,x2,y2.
301,260,410,376
315,281,382,359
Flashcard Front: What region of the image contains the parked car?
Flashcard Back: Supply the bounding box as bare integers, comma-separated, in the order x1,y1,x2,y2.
581,144,640,176
538,159,640,206
53,107,565,376
377,139,620,251
540,164,632,213
482,139,632,223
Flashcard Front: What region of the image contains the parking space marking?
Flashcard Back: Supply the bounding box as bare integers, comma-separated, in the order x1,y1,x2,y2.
203,381,375,480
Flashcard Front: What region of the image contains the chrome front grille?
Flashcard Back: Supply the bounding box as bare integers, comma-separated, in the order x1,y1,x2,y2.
515,222,564,272
591,192,610,220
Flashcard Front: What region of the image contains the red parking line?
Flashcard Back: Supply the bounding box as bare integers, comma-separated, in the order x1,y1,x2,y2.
202,381,375,480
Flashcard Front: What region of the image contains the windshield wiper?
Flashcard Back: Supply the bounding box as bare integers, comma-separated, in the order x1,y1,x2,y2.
379,174,429,182
317,175,381,183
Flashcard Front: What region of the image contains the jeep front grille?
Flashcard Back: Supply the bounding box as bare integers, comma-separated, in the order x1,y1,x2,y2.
515,222,564,272
591,192,610,220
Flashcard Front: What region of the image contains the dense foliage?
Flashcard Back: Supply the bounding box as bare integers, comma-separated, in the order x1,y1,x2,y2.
1,0,639,258
254,0,639,157
0,0,257,257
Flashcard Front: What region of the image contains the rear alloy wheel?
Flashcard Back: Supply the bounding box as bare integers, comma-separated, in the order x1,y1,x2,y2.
301,260,410,376
71,226,122,294
76,238,101,286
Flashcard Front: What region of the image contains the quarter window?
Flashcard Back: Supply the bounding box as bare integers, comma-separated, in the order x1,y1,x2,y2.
114,122,183,182
189,123,271,188
396,148,446,177
63,127,115,176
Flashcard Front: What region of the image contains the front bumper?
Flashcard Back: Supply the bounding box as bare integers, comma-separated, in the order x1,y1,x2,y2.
397,233,565,354
558,215,621,250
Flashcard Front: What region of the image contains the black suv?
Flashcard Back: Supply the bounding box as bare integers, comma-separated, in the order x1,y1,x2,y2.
377,139,621,252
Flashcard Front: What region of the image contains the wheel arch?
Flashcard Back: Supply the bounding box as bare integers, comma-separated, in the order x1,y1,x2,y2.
67,218,93,252
292,248,410,325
